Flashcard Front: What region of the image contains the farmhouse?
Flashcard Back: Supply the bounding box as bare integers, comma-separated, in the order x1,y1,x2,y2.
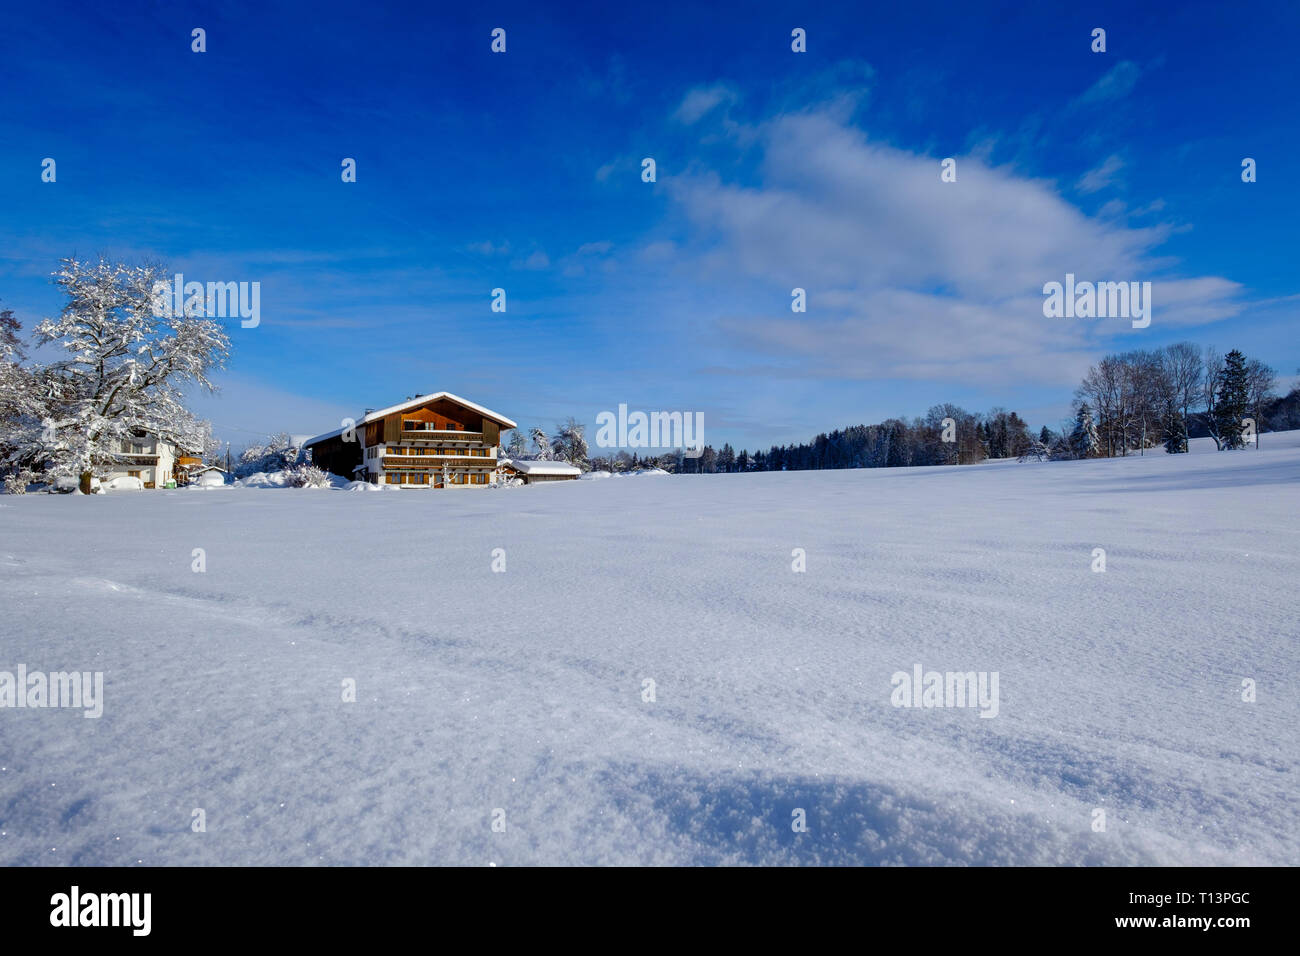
499,459,581,484
304,392,516,488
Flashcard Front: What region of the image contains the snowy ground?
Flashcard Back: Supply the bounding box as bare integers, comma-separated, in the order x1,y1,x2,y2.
1,434,1297,865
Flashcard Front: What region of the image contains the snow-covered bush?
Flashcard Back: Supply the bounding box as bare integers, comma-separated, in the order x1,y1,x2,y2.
285,463,330,488
3,469,35,494
1017,440,1050,463
235,433,299,477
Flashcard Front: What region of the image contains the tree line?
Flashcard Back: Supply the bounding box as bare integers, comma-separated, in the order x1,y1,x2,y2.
527,343,1290,475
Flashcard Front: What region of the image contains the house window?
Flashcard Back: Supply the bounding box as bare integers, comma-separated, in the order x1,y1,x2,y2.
128,470,141,479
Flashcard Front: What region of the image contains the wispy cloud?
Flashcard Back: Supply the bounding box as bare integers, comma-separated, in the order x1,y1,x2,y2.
514,250,550,271
1077,154,1124,194
1076,61,1142,106
672,84,738,124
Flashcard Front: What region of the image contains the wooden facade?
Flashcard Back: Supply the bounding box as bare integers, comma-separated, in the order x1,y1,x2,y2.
304,392,515,490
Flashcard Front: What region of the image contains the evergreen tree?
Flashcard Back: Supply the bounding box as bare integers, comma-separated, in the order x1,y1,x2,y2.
1213,349,1250,449
504,429,527,459
718,443,735,473
1161,399,1188,454
1068,403,1101,459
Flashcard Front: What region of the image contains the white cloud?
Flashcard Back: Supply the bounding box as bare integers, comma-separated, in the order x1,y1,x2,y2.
514,250,550,271
467,240,510,256
672,84,738,124
666,110,1244,383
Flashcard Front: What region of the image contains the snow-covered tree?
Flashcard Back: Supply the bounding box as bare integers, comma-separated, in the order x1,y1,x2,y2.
504,429,527,459
550,417,588,466
0,304,47,481
1017,438,1050,462
529,426,551,460
1067,403,1101,459
17,258,229,492
235,433,298,477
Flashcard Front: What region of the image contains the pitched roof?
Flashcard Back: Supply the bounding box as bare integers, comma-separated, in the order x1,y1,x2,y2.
305,392,517,446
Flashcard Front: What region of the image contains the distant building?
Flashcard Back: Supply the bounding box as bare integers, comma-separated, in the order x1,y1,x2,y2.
99,431,185,489
304,392,516,488
499,459,582,484
186,464,229,486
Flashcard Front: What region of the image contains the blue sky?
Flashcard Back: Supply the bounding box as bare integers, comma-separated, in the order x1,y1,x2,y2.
2,0,1297,452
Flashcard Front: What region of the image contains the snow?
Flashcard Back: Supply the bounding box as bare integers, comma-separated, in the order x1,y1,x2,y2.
502,459,582,476
581,467,667,479
102,476,143,492
232,470,289,488
1,432,1297,865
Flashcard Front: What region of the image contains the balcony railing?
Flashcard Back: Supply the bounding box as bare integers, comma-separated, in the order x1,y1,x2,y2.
383,456,495,468
382,449,493,459
400,426,485,442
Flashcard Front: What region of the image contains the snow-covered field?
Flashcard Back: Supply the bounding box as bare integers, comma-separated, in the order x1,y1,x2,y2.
2,434,1297,866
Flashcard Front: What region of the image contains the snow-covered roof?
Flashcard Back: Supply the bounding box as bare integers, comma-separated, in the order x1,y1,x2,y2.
305,392,517,446
501,458,582,476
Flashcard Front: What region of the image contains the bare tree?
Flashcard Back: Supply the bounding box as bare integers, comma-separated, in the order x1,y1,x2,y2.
1244,358,1277,449
1161,342,1203,426
1201,347,1225,450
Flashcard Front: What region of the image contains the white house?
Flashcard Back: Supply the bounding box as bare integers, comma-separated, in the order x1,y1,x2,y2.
99,432,185,489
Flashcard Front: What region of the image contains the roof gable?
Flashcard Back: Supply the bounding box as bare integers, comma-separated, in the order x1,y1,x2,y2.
305,392,516,447
361,392,516,429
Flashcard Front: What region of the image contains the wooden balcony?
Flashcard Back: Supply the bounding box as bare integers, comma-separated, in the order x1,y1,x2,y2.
400,427,485,442
382,455,495,469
